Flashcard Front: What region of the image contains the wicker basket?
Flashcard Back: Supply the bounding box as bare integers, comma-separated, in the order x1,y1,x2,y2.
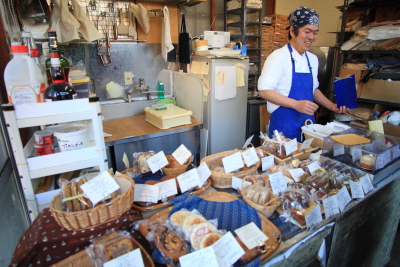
50,173,134,231
259,144,314,165
200,150,261,188
161,155,192,177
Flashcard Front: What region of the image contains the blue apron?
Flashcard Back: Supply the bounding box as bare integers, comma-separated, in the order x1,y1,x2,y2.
268,43,315,141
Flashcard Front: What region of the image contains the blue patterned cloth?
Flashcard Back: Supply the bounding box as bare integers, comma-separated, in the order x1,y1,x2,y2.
288,6,319,27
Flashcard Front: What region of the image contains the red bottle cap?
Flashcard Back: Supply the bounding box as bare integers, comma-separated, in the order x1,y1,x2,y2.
11,45,29,53
30,48,40,57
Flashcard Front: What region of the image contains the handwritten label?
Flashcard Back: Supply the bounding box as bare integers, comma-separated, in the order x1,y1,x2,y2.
231,176,251,191
350,181,365,199
322,195,340,218
300,138,313,150
234,222,268,250
392,145,400,159
360,174,374,194
336,187,352,212
242,135,254,149
179,246,219,267
177,168,201,193
197,162,212,186
333,143,345,157
262,155,275,171
172,144,192,165
305,205,323,231
382,149,392,167
222,152,244,173
307,162,321,175
242,147,259,167
80,171,120,205
269,171,287,195
134,184,159,203
147,151,168,173
284,138,298,155
213,232,245,267
156,179,178,200
351,147,362,163
288,168,306,183
376,155,384,169
104,248,144,267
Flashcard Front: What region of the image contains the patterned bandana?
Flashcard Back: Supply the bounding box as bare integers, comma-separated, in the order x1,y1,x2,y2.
288,6,319,27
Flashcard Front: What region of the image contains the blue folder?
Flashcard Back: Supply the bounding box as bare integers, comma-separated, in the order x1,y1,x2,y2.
333,74,358,109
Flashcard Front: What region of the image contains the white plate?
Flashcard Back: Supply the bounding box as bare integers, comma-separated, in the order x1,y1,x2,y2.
195,49,242,56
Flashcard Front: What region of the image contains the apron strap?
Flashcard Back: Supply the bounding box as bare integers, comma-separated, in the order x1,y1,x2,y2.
287,43,313,79
181,14,186,33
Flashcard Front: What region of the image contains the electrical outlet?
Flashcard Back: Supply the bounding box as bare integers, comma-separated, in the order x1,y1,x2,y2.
124,72,133,85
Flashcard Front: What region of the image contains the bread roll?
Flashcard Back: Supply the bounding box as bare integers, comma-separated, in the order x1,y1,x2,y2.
199,232,223,249
154,225,189,262
170,210,191,228
139,219,163,237
189,222,218,250
137,152,156,175
181,214,207,236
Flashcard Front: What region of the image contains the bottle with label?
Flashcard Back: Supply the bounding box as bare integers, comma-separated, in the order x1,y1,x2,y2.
30,48,48,88
45,31,70,84
157,81,164,99
4,45,46,105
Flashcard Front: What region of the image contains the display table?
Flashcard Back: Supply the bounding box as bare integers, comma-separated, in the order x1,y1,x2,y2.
103,115,202,171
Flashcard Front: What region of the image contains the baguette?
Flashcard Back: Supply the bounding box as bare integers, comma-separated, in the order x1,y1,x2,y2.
61,180,74,212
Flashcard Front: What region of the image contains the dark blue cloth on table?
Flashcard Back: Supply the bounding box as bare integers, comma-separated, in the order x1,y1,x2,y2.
268,211,303,241
132,170,164,184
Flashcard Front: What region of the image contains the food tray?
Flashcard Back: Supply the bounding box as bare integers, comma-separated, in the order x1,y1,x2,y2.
259,143,314,165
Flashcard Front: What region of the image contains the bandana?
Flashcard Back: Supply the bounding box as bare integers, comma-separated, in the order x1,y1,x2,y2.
288,6,319,28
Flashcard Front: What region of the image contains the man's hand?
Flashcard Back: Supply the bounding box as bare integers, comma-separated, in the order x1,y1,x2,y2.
330,104,349,113
294,100,319,115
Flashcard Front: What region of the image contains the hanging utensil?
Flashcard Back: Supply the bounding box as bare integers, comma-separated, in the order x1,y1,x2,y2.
128,5,137,39
117,8,129,35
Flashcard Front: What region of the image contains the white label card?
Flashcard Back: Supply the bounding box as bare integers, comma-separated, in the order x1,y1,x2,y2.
382,150,392,167
322,195,340,218
197,162,212,186
376,155,384,169
269,171,287,195
305,205,323,231
213,232,245,267
147,151,169,173
336,187,352,212
351,147,362,163
350,181,365,199
307,162,321,175
177,168,201,193
300,138,313,150
156,179,178,200
392,145,400,159
222,152,244,173
288,168,306,182
80,171,120,205
333,143,345,157
172,144,192,165
234,222,268,250
242,135,254,149
262,155,275,171
231,176,251,190
179,246,219,267
242,147,259,167
284,138,298,155
104,248,144,267
360,174,374,194
133,184,159,203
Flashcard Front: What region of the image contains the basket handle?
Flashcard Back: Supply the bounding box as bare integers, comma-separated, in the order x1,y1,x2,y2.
304,119,314,127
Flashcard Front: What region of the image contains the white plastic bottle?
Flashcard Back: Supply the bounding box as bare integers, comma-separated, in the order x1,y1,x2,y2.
4,45,46,105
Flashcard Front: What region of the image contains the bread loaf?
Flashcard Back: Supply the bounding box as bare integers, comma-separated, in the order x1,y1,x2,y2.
137,152,156,175
104,237,135,261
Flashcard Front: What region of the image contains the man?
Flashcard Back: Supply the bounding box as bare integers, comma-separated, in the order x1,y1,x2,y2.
258,6,348,141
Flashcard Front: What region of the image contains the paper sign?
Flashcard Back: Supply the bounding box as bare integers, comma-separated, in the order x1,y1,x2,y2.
288,168,306,182
322,195,340,218
231,176,251,190
242,135,254,149
242,147,259,167
216,70,225,84
197,162,212,186
350,181,365,199
222,152,244,173
333,143,345,157
307,162,321,175
382,150,391,167
179,246,219,267
376,155,384,169
177,168,201,193
236,64,245,87
269,171,287,195
337,187,352,212
213,232,245,267
156,179,178,200
284,138,298,155
305,205,323,231
172,144,192,165
80,171,120,205
360,174,374,194
234,222,268,250
392,145,400,159
147,151,168,173
262,155,274,171
104,248,144,267
134,184,159,203
300,138,313,150
351,147,362,163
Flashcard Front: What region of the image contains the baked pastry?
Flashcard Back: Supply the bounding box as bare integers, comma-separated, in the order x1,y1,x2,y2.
70,181,81,212
170,210,191,228
104,237,135,261
154,225,189,262
137,152,156,175
199,232,222,249
190,222,218,250
235,236,261,262
359,155,376,170
181,214,207,236
139,219,163,237
61,180,73,212
165,155,183,168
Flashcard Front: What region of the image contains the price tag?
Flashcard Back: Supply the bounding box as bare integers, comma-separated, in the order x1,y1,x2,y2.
177,168,201,193
213,232,245,267
134,184,159,203
242,147,259,167
307,162,321,175
80,171,120,205
288,168,306,182
172,144,192,165
376,155,384,169
382,149,392,167
333,143,345,157
147,151,168,173
156,179,178,200
261,155,274,171
179,246,218,267
284,138,298,155
232,176,251,191
242,135,254,149
392,144,400,160
222,152,244,173
300,138,313,150
197,162,212,186
351,147,362,163
269,171,287,195
322,195,339,218
350,181,364,199
305,205,323,231
360,174,374,194
104,248,144,267
336,187,352,212
234,222,268,250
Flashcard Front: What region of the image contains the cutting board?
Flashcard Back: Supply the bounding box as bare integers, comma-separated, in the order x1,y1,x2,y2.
330,134,371,146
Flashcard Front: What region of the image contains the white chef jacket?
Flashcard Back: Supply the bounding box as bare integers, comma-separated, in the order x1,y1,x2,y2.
258,44,320,113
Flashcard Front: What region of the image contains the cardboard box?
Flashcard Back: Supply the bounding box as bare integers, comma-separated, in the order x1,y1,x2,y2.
375,4,400,22
273,32,287,42
262,26,274,36
274,24,290,33
271,14,289,25
339,65,370,97
373,104,400,138
360,78,400,103
345,8,363,24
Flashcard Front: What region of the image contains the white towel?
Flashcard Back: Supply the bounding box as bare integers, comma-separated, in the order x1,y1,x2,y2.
162,6,174,62
131,3,150,33
71,0,102,42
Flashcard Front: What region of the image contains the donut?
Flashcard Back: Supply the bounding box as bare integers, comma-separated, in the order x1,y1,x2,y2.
170,210,191,228
139,219,163,237
189,222,218,250
199,232,223,249
181,214,207,236
154,225,189,262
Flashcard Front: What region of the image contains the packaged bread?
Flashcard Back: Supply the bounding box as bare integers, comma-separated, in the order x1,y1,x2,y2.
235,236,261,262
189,221,218,250
169,209,191,228
181,213,207,238
138,219,163,240
199,232,223,249
93,231,137,262
154,225,189,263
135,151,156,176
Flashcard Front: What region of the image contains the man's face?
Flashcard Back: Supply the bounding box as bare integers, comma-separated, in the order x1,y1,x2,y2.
290,25,319,54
